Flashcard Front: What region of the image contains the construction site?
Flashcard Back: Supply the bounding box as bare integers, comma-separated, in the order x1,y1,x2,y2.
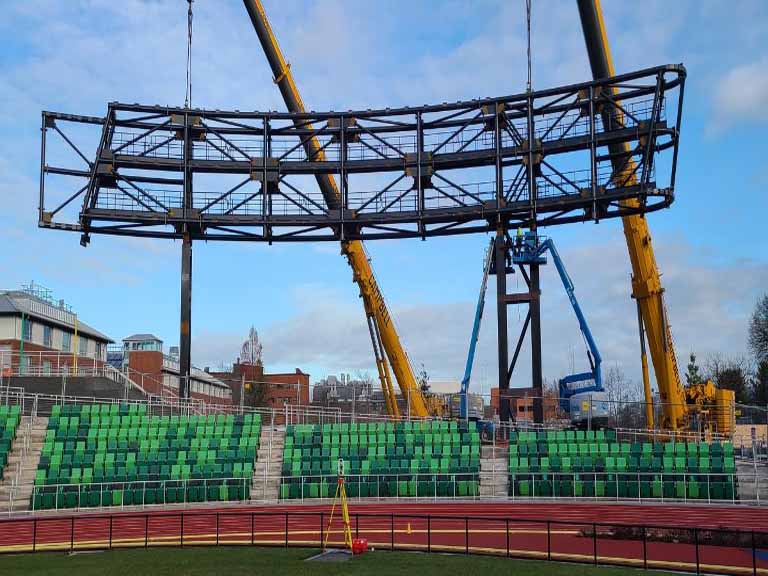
0,0,767,574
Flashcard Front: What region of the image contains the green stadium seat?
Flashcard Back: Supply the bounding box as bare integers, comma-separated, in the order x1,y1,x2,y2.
33,403,261,508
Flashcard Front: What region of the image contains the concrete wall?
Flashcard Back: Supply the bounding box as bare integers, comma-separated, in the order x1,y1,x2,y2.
4,376,147,411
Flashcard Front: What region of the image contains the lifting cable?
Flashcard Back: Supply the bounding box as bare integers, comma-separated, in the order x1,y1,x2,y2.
525,0,533,93
185,0,194,108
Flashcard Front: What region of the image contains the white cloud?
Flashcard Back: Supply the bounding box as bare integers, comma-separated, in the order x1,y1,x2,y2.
711,56,768,131
191,231,768,393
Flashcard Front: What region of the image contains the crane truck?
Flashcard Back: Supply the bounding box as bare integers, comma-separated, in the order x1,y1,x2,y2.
577,0,734,435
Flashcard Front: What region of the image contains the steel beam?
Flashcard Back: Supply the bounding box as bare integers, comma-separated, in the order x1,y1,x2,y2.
38,65,684,243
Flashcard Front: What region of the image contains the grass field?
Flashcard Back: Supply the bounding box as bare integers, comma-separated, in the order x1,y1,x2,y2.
0,546,680,575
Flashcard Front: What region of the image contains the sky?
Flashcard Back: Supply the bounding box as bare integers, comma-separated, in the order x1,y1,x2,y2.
1,0,767,397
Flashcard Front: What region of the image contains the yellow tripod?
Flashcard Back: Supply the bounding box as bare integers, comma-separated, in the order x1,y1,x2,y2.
323,459,353,551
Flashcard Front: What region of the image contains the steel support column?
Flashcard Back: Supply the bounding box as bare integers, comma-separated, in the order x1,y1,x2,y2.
495,227,510,422
493,231,544,424
529,261,543,422
179,234,192,398
179,113,194,399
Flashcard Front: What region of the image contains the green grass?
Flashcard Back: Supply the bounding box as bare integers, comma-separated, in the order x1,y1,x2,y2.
0,546,679,576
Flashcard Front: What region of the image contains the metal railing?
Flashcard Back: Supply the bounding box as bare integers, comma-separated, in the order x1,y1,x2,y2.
1,376,763,451
28,477,253,513
7,468,767,514
0,509,765,576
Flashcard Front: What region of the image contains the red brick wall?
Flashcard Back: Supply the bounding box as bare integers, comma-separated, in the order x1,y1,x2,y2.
211,364,309,408
125,350,165,395
265,370,310,406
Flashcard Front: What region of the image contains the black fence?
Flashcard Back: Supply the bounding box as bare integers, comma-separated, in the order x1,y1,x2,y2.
0,510,765,575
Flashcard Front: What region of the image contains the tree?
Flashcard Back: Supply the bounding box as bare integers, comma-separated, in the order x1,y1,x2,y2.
416,363,430,394
603,364,642,404
754,360,768,406
602,364,645,428
243,379,269,407
354,370,375,397
685,352,703,386
749,294,768,362
705,353,752,404
543,377,566,420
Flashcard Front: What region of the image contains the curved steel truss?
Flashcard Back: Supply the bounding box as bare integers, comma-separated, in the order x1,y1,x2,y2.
39,65,685,243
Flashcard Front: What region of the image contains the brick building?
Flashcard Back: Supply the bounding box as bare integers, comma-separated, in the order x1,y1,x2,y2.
0,284,112,376
491,387,561,422
211,363,309,409
114,334,232,404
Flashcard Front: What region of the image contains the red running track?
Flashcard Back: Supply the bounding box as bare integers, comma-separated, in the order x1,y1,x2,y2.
1,501,766,575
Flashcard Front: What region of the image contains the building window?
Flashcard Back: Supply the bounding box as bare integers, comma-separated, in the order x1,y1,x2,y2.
43,325,52,348
79,337,87,357
62,332,71,352
42,360,52,376
22,319,32,341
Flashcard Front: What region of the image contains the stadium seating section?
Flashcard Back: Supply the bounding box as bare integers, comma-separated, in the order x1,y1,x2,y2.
0,405,21,481
32,404,261,510
508,429,737,500
280,420,481,499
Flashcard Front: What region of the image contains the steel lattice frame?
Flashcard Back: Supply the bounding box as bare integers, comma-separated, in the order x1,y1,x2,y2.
39,65,685,244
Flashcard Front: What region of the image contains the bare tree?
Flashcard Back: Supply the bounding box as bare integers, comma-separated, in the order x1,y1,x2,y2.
602,364,644,428
603,364,642,404
354,370,374,395
749,294,768,362
704,353,754,404
543,377,566,420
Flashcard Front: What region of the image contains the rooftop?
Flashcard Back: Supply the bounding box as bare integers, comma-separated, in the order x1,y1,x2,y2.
0,287,112,343
123,333,162,343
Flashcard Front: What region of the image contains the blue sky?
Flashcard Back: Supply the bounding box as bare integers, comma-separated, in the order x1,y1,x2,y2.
1,1,767,395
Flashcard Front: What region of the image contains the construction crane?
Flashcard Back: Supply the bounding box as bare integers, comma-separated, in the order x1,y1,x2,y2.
242,0,432,419
577,0,734,434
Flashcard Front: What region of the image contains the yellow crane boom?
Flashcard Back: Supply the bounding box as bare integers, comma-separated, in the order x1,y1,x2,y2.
242,0,429,418
578,0,689,430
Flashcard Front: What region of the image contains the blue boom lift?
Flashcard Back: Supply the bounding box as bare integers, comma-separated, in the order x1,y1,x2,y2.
461,232,608,428
459,238,494,422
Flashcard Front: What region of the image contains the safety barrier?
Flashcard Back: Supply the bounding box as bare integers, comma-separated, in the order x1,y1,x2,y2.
0,509,765,575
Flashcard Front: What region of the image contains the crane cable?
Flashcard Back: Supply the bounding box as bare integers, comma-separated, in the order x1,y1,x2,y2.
525,0,532,93
185,0,194,108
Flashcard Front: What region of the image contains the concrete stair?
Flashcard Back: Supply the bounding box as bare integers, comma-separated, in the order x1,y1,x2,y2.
251,425,285,502
0,416,47,512
736,460,768,502
479,445,508,498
